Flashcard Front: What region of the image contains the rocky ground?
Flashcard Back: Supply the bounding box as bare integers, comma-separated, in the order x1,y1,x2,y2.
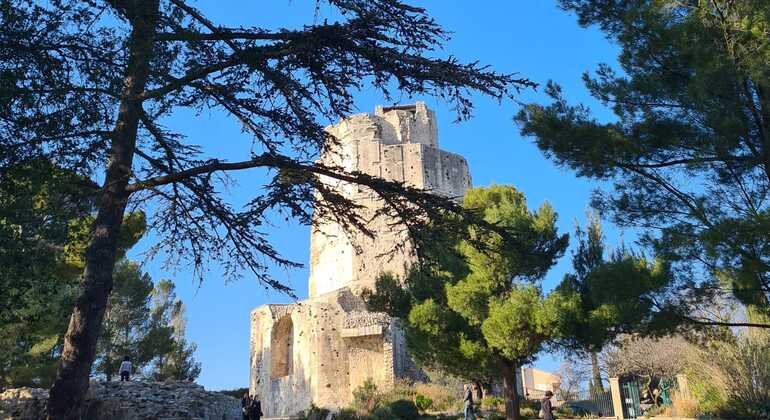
0,380,241,420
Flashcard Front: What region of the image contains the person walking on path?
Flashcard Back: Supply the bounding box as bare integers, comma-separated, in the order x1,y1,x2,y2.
541,390,554,420
119,356,132,382
463,383,475,420
248,394,263,420
240,392,251,420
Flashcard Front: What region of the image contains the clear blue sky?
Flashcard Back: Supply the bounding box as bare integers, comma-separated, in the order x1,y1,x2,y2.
127,1,626,390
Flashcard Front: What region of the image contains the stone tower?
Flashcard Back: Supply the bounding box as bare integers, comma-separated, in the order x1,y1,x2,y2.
250,103,471,417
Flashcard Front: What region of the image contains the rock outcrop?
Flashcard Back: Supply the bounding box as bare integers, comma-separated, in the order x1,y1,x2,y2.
0,381,241,420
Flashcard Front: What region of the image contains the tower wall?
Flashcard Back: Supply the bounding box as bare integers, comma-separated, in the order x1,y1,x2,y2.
308,102,471,297
251,103,471,417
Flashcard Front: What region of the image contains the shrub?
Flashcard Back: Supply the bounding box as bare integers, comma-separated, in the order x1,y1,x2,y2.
520,406,537,418
415,394,433,412
386,399,420,419
480,396,504,411
352,379,382,414
370,405,393,420
555,404,575,418
380,380,416,405
413,382,458,412
335,408,363,420
303,404,331,420
687,329,770,418
520,398,541,411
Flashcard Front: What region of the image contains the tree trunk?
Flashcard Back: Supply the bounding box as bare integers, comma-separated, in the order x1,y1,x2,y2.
46,2,158,418
501,359,521,420
591,351,604,392
480,381,493,400
472,381,484,401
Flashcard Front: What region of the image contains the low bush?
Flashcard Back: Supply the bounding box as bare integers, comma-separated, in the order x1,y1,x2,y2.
520,406,537,418
334,408,364,420
415,394,433,412
480,396,504,411
387,399,420,419
352,379,382,413
413,382,458,412
687,329,770,418
520,398,541,411
303,404,331,420
555,403,575,418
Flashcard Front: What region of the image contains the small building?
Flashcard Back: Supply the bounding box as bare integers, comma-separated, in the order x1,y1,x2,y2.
519,367,562,400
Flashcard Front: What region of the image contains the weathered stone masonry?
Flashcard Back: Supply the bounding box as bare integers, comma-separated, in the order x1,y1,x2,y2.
250,103,472,417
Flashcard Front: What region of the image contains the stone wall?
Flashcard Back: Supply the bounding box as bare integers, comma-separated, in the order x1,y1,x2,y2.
0,381,241,420
250,103,469,417
250,290,415,418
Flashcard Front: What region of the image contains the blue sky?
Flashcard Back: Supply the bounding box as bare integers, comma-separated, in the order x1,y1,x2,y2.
127,1,626,390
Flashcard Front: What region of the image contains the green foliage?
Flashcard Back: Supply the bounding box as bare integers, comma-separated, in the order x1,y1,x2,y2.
519,406,537,419
303,404,332,420
361,273,412,319
384,399,419,420
409,186,566,375
687,329,770,418
414,381,459,412
93,266,201,382
481,285,552,361
516,0,770,325
554,404,576,418
145,280,202,382
481,396,504,411
415,394,433,412
94,260,155,380
331,408,362,420
352,378,382,414
0,160,147,388
365,186,567,419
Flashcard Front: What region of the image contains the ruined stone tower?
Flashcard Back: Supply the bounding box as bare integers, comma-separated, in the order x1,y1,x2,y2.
250,103,471,417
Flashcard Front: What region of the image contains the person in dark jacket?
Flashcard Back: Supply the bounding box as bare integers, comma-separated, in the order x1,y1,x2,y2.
463,383,475,420
248,394,263,420
240,392,251,420
541,390,554,420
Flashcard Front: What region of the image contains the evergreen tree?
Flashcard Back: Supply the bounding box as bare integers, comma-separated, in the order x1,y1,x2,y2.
549,215,671,393
145,280,201,382
516,0,770,328
93,260,154,381
0,160,144,388
366,186,568,420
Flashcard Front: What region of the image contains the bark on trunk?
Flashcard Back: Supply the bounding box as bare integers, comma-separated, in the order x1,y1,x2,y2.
480,381,493,400
46,2,158,418
501,359,521,420
591,351,604,392
472,381,484,402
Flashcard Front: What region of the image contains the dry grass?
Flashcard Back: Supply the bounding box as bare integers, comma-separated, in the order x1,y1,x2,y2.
670,393,698,418
413,382,459,412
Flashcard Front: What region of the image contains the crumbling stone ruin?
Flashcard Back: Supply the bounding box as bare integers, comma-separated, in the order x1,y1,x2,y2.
0,381,241,420
250,102,472,417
